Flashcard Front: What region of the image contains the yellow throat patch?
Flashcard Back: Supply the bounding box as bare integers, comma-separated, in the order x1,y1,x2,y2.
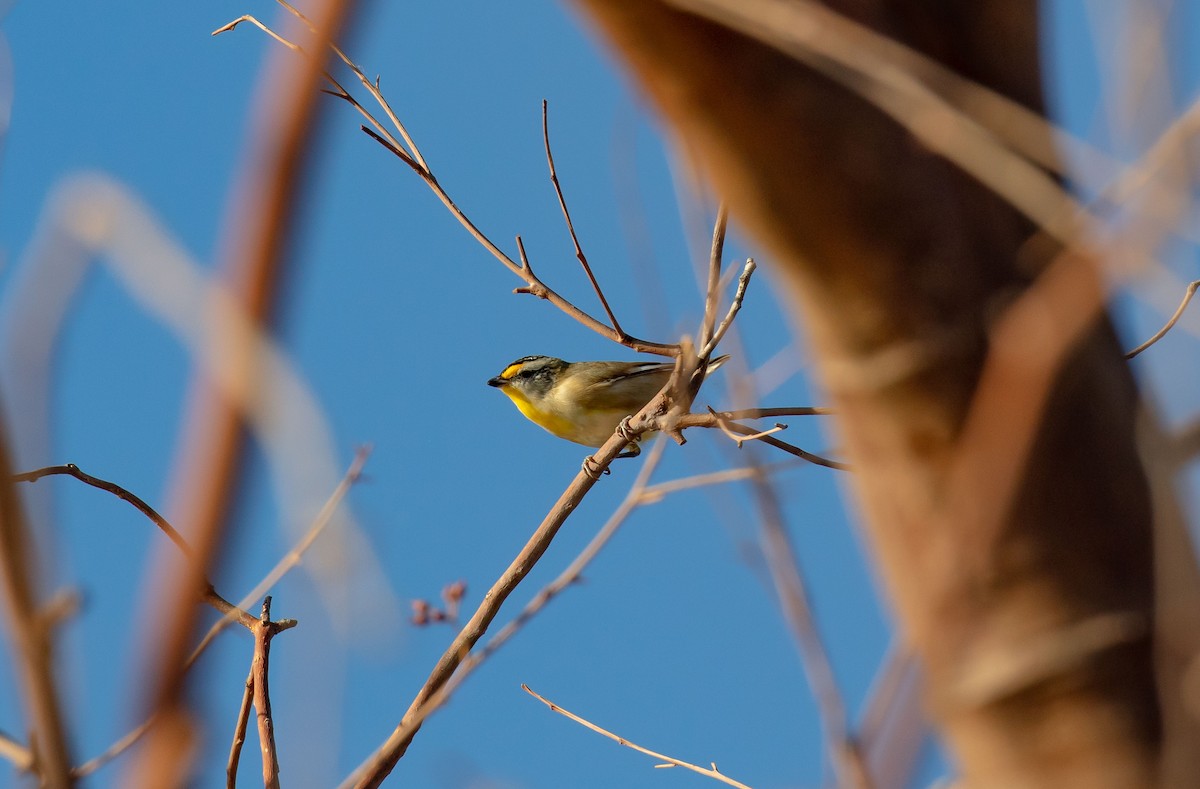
498,385,576,440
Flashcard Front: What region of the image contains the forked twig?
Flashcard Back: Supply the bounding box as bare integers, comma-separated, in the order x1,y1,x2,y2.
708,409,788,448
522,685,753,789
543,100,626,339
1125,279,1200,359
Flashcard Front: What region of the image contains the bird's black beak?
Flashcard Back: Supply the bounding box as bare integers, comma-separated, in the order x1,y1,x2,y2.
487,376,507,388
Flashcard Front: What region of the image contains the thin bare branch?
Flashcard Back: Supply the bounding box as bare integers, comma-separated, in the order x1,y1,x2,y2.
71,719,154,779
226,671,255,789
13,464,258,632
699,259,757,360
522,685,753,789
636,460,802,503
543,99,627,338
1126,279,1200,359
273,0,428,171
15,463,191,556
190,447,369,666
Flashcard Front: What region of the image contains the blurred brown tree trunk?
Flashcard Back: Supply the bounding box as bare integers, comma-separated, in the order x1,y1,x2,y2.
568,2,1200,787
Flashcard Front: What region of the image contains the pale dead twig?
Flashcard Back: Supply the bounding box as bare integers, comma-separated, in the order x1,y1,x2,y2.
522,685,754,789
226,670,255,789
1125,279,1200,359
699,259,757,361
216,4,679,357
188,446,372,666
706,406,788,448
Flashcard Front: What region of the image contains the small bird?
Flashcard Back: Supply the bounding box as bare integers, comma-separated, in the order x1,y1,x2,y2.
487,355,729,457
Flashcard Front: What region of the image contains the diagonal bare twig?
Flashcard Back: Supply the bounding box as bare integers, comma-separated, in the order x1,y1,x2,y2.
522,685,754,789
1125,279,1200,359
226,670,255,789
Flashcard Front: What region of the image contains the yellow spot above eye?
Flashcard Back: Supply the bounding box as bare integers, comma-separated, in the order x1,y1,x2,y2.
500,364,523,380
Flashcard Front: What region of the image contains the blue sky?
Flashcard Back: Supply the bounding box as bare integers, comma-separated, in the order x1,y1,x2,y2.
0,2,1196,788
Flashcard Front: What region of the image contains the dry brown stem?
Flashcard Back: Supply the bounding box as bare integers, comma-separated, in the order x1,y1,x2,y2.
226,671,254,789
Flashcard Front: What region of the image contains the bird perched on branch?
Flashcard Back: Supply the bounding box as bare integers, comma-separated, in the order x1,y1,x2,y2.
487,355,729,457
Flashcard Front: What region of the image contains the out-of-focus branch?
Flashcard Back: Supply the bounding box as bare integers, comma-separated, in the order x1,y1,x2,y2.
746,472,872,788
522,685,752,789
567,2,1200,787
0,729,32,772
140,0,356,783
0,419,73,786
